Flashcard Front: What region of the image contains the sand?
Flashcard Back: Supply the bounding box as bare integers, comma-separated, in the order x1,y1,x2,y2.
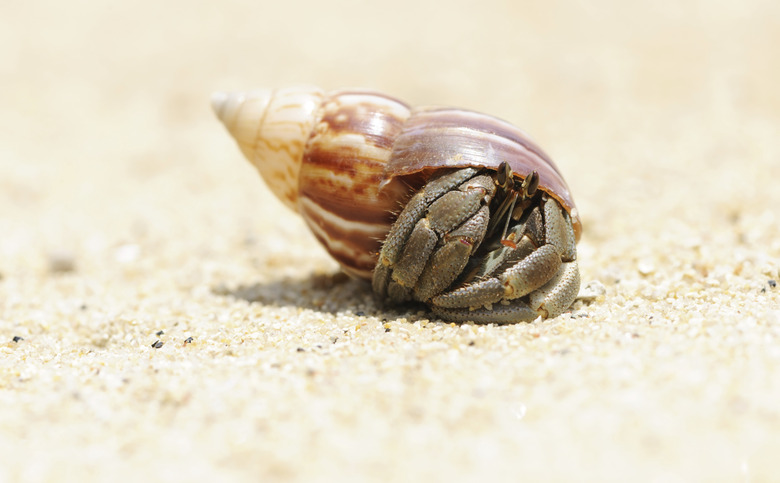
1,0,779,481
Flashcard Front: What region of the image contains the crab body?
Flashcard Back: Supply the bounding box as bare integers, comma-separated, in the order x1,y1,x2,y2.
212,86,581,322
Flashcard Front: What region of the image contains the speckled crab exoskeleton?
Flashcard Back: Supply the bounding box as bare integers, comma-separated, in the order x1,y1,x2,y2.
373,163,579,322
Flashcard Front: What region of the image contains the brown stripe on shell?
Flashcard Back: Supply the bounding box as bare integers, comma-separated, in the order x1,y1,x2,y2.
300,149,406,224
387,107,581,240
299,196,388,279
321,90,413,149
298,91,414,278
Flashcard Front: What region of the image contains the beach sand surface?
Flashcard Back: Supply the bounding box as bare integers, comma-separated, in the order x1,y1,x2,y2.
1,1,779,481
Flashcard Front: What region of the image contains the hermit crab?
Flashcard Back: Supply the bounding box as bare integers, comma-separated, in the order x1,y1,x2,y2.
212,86,581,323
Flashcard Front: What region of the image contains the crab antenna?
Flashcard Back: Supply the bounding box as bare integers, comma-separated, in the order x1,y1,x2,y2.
500,171,540,246
497,163,518,242
499,192,518,242
487,162,515,237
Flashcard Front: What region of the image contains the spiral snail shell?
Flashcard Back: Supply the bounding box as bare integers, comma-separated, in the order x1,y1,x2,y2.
212,86,580,278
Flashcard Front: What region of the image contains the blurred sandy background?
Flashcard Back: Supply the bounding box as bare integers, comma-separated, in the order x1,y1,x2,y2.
1,0,779,481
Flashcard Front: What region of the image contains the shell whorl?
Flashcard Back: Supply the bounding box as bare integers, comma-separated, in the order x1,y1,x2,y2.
211,86,324,212
387,107,581,240
213,87,415,279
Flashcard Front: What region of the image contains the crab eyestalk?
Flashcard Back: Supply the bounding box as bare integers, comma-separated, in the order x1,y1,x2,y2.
486,164,541,249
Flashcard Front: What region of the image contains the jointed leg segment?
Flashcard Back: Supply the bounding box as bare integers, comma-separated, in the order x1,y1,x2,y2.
373,166,580,323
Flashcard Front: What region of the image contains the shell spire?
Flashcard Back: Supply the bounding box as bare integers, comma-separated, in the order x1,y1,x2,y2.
211,86,325,212
212,87,416,279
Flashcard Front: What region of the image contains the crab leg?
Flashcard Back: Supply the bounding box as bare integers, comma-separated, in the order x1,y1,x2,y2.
429,196,580,322
386,218,437,300
529,260,580,318
431,301,539,324
543,196,577,262
430,238,561,308
374,166,580,323
373,168,479,298
414,204,490,301
430,277,505,309
376,170,496,303
432,261,579,322
459,225,536,283
500,244,562,299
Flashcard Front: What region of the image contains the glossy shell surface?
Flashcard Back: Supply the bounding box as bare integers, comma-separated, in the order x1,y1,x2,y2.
386,107,581,240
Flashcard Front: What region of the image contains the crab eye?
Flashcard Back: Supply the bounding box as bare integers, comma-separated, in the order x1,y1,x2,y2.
496,161,513,190
522,171,540,199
